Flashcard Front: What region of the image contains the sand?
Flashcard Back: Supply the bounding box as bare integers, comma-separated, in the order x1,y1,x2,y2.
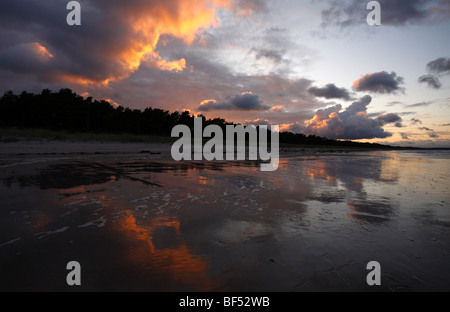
0,141,449,291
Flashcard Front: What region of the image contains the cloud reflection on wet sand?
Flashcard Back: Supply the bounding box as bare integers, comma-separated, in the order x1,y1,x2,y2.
0,150,449,291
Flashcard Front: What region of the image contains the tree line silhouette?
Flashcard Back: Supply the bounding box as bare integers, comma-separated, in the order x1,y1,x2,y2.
0,88,391,148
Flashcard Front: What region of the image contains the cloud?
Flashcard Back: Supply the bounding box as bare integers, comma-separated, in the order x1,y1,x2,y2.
232,0,268,16
104,50,318,123
270,105,286,112
376,113,404,128
377,113,402,125
301,95,401,140
280,122,305,134
245,118,272,126
397,112,416,116
426,57,450,75
405,101,434,108
410,118,422,125
418,74,442,89
0,42,54,73
0,1,324,126
198,92,269,111
386,101,403,107
400,133,410,140
353,71,405,94
0,0,260,86
417,58,450,89
308,84,353,101
418,127,440,138
321,0,450,28
251,48,284,63
245,27,315,77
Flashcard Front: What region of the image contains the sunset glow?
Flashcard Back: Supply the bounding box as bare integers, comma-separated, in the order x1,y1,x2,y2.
0,0,449,147
31,42,54,61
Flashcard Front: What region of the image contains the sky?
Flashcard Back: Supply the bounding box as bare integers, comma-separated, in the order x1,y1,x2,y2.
0,0,449,147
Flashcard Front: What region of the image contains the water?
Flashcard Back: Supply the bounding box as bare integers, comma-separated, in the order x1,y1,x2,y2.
0,149,449,291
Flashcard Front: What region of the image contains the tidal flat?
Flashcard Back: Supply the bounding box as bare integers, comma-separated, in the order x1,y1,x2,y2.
0,142,449,291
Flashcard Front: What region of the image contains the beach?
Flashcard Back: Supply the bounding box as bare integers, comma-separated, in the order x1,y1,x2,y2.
0,141,449,291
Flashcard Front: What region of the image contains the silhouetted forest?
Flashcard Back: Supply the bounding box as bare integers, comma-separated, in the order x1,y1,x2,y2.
0,89,393,148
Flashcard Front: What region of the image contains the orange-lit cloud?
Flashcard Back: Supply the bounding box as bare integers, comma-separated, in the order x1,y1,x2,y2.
120,0,227,74
91,0,252,85
244,118,272,126
29,42,54,61
86,0,263,86
104,99,121,108
0,0,260,88
299,95,404,140
270,105,286,112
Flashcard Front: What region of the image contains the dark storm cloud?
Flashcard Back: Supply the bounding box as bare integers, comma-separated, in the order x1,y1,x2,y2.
353,71,405,94
418,74,442,89
321,0,450,28
0,0,266,87
198,92,269,111
2,0,318,125
308,84,353,101
0,42,52,73
0,0,135,84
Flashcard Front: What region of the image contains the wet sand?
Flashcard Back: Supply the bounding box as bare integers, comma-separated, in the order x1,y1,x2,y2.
0,141,449,291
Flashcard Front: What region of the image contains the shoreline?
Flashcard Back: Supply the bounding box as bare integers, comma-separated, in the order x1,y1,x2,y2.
2,128,449,153
0,140,446,160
